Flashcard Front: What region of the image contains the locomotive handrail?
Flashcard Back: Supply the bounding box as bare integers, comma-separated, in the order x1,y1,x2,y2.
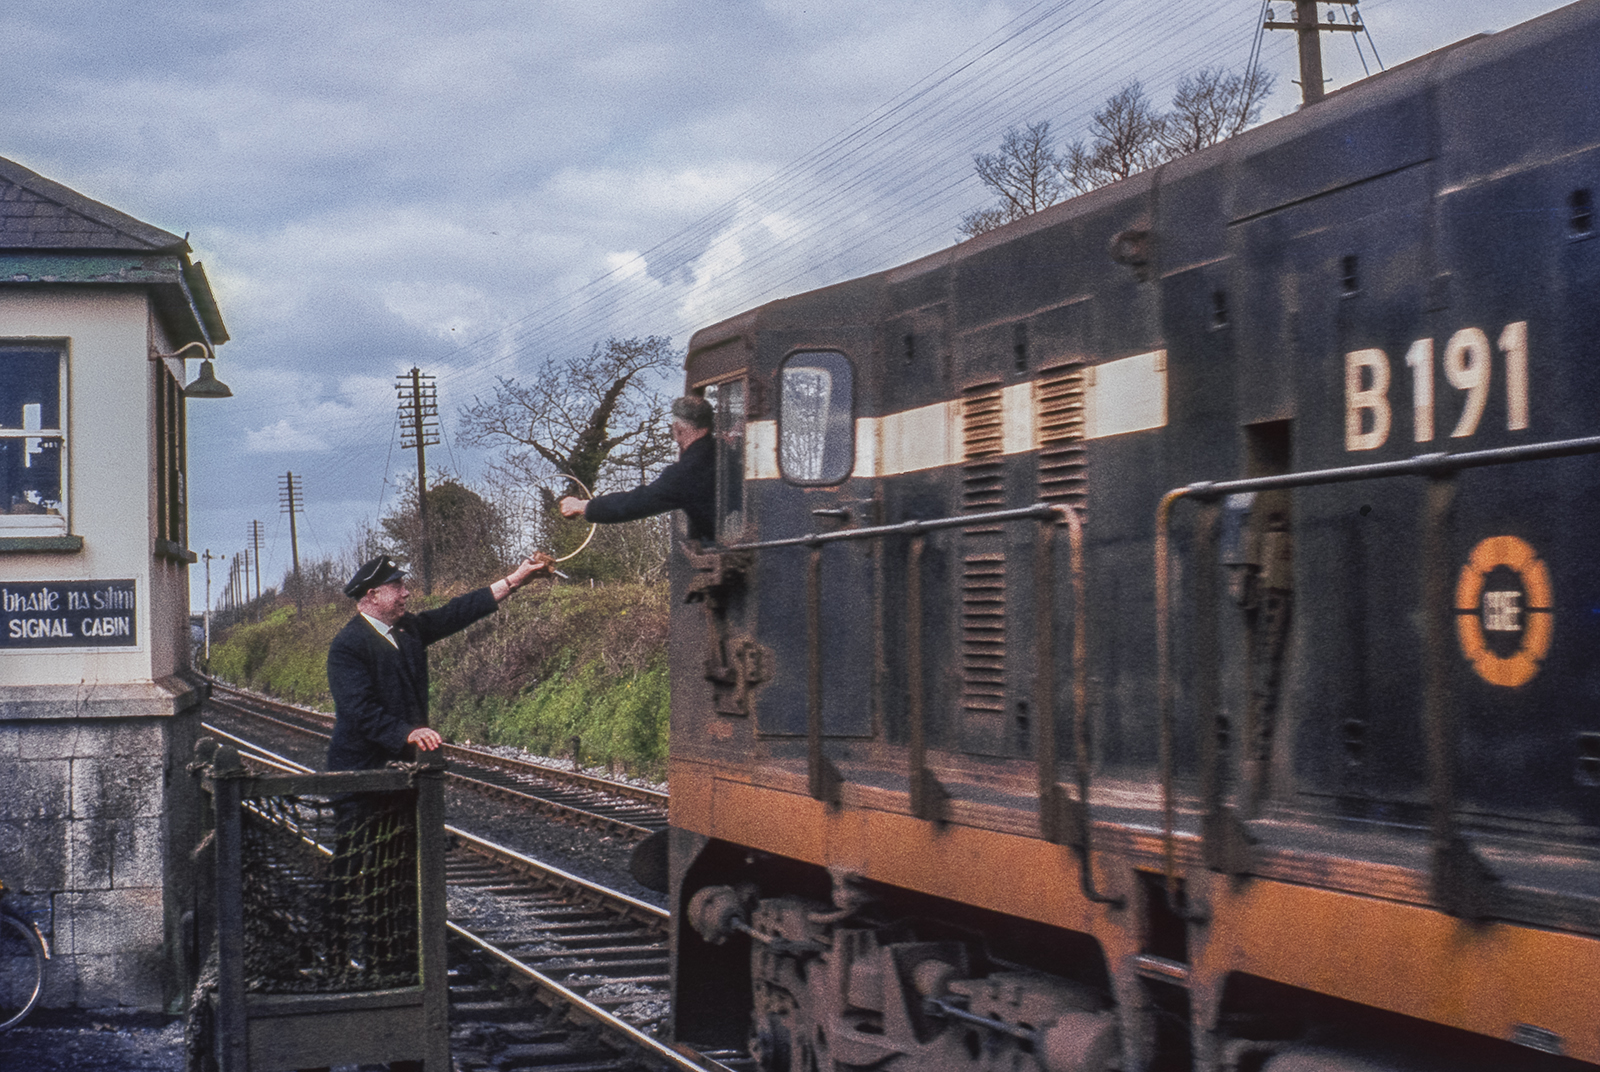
1051,506,1124,906
1155,433,1600,921
1165,433,1600,501
716,501,1124,903
720,502,1065,551
816,503,1066,808
721,500,1121,901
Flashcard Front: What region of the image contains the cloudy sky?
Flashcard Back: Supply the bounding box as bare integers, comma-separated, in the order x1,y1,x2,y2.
0,0,1571,605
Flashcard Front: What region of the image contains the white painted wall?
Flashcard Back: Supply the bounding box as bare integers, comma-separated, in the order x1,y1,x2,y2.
0,288,191,686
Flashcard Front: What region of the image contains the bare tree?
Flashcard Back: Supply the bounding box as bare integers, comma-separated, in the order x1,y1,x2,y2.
459,335,681,508
459,335,682,575
957,205,1016,240
1160,67,1276,156
1064,82,1169,193
959,121,1072,238
960,67,1276,237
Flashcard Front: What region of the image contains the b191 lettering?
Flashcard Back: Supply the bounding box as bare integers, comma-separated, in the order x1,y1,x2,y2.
1345,321,1530,452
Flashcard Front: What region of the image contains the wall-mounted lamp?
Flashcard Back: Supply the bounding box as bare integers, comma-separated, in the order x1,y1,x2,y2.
151,340,233,399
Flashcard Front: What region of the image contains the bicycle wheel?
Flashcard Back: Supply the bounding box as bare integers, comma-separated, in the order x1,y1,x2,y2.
0,912,45,1032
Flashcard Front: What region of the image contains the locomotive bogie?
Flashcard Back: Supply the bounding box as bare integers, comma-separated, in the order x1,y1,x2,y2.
667,4,1600,1069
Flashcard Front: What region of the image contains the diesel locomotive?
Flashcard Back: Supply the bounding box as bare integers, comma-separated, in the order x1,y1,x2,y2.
660,3,1600,1069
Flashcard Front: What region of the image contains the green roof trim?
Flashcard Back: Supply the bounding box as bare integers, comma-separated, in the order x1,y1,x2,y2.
0,154,228,349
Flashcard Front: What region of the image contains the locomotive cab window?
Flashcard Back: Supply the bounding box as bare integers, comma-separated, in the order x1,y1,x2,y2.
703,378,747,540
779,350,854,485
0,346,67,536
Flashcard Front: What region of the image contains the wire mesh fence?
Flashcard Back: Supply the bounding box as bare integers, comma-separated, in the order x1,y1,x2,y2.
238,791,420,993
188,739,449,1072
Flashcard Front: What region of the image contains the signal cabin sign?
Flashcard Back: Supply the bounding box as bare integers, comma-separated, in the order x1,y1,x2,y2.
1455,537,1551,688
1,579,137,650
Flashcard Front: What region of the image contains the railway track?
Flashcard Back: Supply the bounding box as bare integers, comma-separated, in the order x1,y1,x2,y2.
204,679,669,840
211,726,749,1072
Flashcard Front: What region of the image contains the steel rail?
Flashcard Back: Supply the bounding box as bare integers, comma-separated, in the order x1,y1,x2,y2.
447,826,665,920
199,723,309,774
448,924,709,1072
205,685,665,837
443,832,697,1069
208,679,667,805
443,745,667,808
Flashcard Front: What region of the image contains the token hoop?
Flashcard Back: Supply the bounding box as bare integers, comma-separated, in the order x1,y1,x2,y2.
551,473,598,564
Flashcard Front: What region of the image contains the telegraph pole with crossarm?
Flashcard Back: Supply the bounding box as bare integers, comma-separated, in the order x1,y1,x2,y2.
279,472,304,611
1265,0,1366,107
397,368,441,594
248,520,263,603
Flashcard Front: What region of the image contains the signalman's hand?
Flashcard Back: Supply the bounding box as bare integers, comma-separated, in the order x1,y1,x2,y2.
515,553,555,583
407,726,443,751
495,554,556,603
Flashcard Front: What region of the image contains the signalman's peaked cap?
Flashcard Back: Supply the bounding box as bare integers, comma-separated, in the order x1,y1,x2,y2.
345,556,406,599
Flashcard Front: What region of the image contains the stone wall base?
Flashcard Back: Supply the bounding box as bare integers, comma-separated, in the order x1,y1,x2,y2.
0,675,205,1011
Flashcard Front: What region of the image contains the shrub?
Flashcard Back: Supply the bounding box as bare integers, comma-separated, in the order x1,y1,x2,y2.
208,580,670,776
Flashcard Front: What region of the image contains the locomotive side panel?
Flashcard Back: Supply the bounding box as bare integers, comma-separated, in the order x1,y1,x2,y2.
1433,21,1600,828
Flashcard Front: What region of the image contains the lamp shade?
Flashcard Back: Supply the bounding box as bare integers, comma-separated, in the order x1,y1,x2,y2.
184,359,233,399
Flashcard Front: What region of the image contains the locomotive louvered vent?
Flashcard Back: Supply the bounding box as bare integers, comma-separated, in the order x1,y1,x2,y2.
961,553,1007,719
962,381,1005,514
1037,364,1087,507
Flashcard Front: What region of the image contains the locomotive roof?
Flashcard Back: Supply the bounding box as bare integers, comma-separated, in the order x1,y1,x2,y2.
686,0,1596,364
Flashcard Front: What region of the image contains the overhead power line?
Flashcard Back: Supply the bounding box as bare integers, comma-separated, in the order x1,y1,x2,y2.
288,0,1303,508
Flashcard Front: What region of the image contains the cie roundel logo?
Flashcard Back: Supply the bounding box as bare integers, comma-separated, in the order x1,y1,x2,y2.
1454,537,1551,688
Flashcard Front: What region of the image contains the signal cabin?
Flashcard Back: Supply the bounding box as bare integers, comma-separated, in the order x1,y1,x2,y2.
0,154,229,1011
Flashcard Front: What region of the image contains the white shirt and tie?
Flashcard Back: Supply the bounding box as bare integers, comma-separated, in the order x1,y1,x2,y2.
361,613,400,648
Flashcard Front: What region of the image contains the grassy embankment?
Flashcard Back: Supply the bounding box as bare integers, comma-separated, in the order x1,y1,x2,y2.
207,580,670,777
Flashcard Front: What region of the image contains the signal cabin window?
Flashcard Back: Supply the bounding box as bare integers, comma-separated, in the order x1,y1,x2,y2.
779,351,854,485
0,346,67,536
703,378,746,541
154,360,188,552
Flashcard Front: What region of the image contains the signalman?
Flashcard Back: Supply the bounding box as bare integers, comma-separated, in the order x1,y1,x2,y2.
327,552,553,770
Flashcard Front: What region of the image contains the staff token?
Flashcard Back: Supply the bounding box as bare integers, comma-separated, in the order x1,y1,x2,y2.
1454,535,1552,688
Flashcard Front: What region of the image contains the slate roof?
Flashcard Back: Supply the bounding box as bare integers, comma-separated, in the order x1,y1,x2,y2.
0,154,188,252
0,154,227,344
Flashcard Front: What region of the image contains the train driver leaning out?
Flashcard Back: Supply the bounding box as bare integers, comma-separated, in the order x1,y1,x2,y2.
326,551,554,771
559,395,717,543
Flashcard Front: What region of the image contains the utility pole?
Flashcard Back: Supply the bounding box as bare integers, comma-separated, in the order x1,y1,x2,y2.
396,368,440,594
1265,0,1364,107
248,520,263,602
240,546,252,614
202,549,218,664
280,472,304,611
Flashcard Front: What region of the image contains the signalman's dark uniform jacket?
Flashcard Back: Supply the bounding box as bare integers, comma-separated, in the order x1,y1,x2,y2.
325,587,498,771
583,433,716,542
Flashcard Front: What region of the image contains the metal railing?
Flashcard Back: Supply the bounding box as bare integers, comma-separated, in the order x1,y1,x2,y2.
1154,434,1600,919
190,739,450,1071
721,501,1121,902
